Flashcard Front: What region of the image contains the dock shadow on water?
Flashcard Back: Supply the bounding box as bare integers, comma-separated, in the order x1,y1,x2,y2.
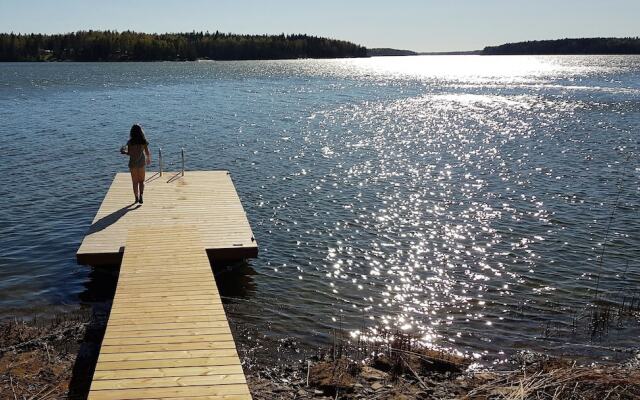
208,258,258,299
68,265,120,398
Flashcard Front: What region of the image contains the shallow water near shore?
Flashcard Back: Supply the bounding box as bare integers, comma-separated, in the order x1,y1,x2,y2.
1,55,639,363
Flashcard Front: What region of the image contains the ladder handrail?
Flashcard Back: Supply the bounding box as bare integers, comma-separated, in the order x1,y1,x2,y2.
155,147,185,177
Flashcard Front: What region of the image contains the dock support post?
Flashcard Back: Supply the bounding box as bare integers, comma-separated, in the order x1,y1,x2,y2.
181,147,185,176
159,147,163,176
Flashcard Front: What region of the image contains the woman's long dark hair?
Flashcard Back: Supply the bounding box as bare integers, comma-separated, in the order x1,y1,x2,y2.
129,124,148,145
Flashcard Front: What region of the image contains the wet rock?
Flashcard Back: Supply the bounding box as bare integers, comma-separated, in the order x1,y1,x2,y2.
360,365,389,381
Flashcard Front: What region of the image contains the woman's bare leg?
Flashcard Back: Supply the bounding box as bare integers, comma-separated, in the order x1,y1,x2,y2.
130,169,139,202
138,168,146,203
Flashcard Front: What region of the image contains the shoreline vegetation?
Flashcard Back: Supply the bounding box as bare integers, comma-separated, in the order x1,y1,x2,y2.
0,30,367,62
1,312,639,399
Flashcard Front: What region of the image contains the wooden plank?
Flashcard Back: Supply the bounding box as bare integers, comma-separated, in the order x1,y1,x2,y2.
111,293,223,302
108,304,226,314
111,291,223,301
90,374,247,390
113,289,220,297
109,302,223,311
100,341,237,354
94,357,243,371
93,365,244,380
105,321,230,332
107,314,229,325
108,310,227,319
97,348,239,362
101,327,232,338
112,289,221,297
114,276,215,284
113,287,218,295
135,396,251,400
88,384,250,400
102,334,235,346
115,276,215,284
107,310,227,321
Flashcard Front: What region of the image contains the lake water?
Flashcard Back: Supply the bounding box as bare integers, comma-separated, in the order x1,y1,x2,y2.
1,56,639,363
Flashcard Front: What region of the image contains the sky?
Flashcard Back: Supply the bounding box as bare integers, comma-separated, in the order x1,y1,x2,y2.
1,0,638,52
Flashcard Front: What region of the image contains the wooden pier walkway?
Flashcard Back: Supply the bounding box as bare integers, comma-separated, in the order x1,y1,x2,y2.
77,171,257,399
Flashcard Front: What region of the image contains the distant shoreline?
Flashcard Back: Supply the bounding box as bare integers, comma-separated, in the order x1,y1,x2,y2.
0,30,367,62
373,37,640,57
482,37,640,55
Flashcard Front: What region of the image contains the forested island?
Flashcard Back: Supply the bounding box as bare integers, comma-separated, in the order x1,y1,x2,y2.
0,30,367,61
483,37,640,55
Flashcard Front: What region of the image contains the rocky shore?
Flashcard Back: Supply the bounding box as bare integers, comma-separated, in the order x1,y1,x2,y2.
1,313,639,399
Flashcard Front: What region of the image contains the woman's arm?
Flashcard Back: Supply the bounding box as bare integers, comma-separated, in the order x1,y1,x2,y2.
144,145,151,165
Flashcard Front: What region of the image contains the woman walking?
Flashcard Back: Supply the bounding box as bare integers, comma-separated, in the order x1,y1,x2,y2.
123,124,151,204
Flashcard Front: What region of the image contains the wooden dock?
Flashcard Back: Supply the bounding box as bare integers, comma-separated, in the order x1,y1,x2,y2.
77,171,257,399
77,171,258,266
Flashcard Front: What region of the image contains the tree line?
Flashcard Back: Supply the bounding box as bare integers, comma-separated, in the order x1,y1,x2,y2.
482,37,640,55
0,30,368,61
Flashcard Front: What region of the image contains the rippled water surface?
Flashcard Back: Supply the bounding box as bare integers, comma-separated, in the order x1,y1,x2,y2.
1,56,639,362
